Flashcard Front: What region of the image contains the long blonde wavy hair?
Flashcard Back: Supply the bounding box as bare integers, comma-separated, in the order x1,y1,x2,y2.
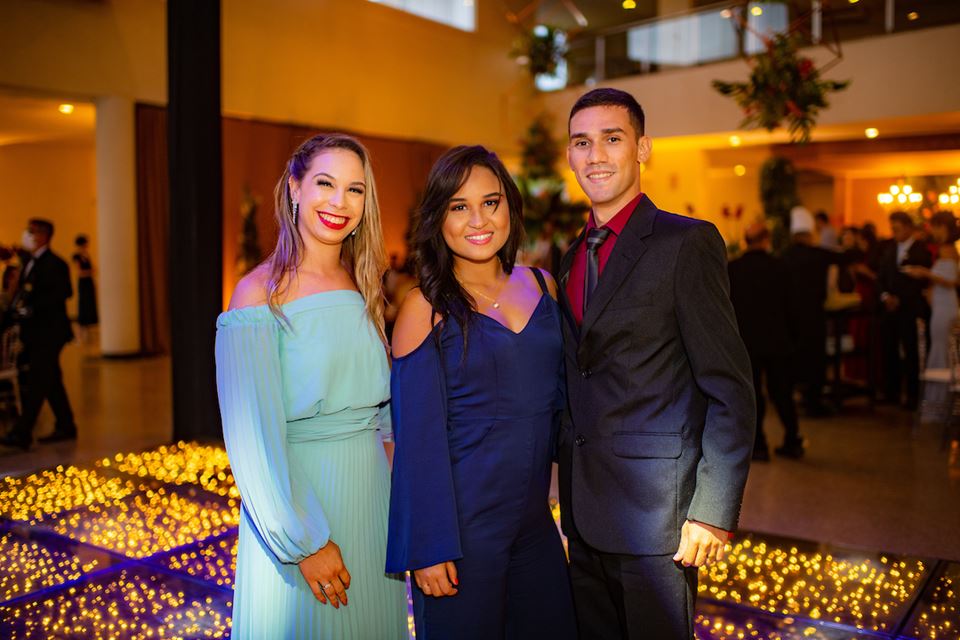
266,133,388,343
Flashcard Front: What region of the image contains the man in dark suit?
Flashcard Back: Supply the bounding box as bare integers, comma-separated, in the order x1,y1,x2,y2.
781,206,847,417
1,219,77,451
877,211,933,409
557,88,755,639
728,223,803,460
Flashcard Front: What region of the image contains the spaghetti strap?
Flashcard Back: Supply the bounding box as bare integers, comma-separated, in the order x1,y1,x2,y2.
530,267,549,295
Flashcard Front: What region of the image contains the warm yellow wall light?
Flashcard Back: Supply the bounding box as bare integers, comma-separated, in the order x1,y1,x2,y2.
58,103,75,115
865,128,879,139
729,135,742,147
750,6,763,16
734,164,747,177
622,0,637,9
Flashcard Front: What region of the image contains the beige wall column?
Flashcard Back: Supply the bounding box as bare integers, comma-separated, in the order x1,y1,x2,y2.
95,95,140,356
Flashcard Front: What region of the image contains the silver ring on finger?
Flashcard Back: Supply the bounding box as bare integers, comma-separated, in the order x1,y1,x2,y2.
322,583,334,591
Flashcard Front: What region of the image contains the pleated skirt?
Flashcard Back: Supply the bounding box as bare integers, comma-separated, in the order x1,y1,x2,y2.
231,430,409,639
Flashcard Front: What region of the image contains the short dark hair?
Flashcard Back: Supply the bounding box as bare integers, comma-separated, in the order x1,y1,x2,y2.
569,88,645,139
815,211,829,223
930,210,960,242
75,234,89,247
889,211,913,227
744,225,770,246
28,218,54,239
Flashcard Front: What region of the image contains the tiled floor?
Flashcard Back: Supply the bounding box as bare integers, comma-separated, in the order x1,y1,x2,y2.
0,338,958,638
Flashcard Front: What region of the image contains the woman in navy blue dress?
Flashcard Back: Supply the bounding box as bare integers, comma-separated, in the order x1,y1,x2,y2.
387,146,577,639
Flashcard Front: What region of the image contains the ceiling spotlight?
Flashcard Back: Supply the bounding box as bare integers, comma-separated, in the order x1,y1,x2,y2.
58,103,75,115
734,164,747,177
729,135,742,147
750,6,763,17
940,194,951,205
848,0,860,3
865,127,879,139
907,11,919,21
720,9,732,18
622,0,637,8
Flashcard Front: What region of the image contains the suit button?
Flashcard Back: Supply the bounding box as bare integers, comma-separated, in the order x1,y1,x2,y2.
575,434,586,446
580,369,592,379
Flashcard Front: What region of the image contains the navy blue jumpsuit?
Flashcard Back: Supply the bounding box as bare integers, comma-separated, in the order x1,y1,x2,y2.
386,271,577,639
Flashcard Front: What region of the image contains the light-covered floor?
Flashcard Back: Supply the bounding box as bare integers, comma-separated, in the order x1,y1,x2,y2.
2,336,959,562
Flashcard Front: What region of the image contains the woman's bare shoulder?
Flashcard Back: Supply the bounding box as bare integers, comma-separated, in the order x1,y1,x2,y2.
392,288,437,358
228,265,271,310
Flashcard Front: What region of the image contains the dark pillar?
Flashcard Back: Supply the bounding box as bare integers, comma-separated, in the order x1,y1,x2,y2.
168,0,223,442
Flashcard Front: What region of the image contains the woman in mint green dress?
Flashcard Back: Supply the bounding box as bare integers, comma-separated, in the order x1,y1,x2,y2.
215,134,409,639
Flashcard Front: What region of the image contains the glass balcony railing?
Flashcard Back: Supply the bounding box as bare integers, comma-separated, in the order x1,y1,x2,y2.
540,0,960,91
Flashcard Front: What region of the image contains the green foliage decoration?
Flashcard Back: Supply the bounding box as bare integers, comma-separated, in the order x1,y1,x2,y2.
713,33,849,144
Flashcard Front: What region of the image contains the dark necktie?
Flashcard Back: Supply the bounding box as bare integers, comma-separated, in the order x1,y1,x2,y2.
584,227,612,316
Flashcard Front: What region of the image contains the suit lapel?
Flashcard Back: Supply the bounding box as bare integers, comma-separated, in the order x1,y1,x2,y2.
579,195,657,340
558,228,586,342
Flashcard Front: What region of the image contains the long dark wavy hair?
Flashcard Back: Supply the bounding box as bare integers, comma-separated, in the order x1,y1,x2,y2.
414,145,525,347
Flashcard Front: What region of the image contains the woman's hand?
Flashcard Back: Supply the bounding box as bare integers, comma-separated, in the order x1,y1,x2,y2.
299,539,351,608
901,265,931,279
413,561,459,598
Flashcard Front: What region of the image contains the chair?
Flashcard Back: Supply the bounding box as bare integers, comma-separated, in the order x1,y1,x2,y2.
943,321,960,449
915,318,953,428
0,325,22,417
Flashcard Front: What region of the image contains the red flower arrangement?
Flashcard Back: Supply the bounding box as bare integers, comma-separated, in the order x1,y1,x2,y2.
713,33,849,144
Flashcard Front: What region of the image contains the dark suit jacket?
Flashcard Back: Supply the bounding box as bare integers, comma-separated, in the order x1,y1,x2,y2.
18,249,74,345
557,195,755,556
728,249,794,358
878,240,933,317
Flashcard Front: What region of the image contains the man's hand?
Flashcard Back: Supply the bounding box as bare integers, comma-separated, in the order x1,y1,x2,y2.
672,520,728,568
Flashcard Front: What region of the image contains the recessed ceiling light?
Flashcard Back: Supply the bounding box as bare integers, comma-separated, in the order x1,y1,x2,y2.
720,9,732,19
729,135,742,147
734,164,747,177
848,0,860,4
750,6,763,16
907,11,919,20
58,103,75,115
865,127,879,139
622,0,637,8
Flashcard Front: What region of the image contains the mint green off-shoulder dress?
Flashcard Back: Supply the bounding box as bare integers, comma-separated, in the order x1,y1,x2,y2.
215,291,408,639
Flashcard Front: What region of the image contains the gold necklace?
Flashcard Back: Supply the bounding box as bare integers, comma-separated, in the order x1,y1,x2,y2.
462,274,509,309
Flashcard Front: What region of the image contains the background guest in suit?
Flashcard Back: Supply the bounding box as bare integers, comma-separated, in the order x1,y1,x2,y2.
878,211,933,409
557,88,755,640
782,206,846,416
1,218,77,451
729,222,803,460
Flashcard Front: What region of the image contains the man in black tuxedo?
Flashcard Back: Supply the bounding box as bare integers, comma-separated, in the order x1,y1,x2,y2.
557,88,755,639
1,219,77,451
728,223,802,460
877,211,933,409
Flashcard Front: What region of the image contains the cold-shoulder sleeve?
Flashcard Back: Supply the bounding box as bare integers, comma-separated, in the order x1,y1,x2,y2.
385,332,461,573
215,307,330,564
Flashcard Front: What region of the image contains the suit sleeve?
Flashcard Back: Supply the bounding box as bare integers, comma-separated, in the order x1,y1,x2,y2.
386,333,462,573
674,223,756,532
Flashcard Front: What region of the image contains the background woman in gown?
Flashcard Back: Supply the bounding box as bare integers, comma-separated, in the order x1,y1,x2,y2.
387,146,577,639
71,234,98,346
904,210,959,421
215,134,408,639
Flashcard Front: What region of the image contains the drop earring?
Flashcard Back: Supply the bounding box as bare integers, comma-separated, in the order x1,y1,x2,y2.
292,200,299,226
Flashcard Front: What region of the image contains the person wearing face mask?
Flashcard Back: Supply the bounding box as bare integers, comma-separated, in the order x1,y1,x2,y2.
215,134,408,639
1,219,77,451
387,146,577,639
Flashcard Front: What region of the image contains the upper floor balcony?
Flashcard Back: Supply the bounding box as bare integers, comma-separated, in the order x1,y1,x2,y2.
535,0,960,91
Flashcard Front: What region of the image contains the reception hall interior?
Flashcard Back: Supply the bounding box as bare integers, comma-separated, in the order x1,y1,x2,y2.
1,0,959,638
